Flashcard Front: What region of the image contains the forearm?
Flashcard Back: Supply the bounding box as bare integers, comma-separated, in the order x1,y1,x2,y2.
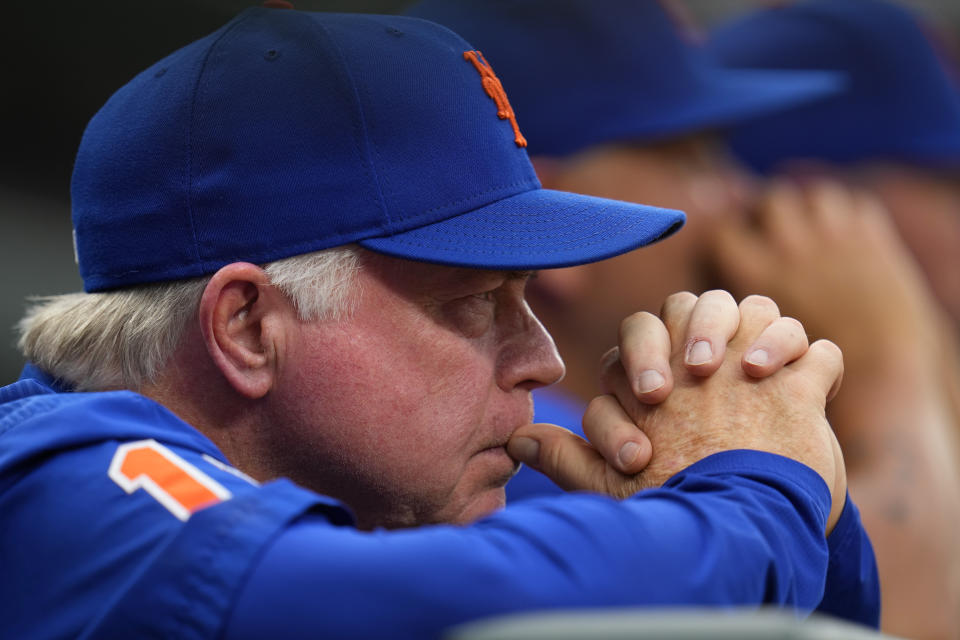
828,353,960,638
224,452,834,639
938,319,960,452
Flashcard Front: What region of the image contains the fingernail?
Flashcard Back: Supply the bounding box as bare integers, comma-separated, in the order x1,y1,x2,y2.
510,437,540,466
746,348,769,366
637,369,665,394
618,441,641,469
686,340,713,365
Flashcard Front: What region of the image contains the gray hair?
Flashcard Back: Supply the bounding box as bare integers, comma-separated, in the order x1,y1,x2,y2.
17,246,361,392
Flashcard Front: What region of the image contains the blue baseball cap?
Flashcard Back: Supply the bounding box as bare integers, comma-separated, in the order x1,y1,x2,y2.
71,6,685,292
405,0,845,157
709,0,960,172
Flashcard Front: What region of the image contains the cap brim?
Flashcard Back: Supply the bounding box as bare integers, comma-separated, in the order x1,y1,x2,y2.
358,188,685,270
624,68,846,142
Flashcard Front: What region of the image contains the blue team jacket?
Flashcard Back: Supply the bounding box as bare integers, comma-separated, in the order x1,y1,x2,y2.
0,368,878,638
509,387,880,628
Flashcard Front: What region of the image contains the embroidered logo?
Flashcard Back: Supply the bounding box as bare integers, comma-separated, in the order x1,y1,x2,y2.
463,50,527,148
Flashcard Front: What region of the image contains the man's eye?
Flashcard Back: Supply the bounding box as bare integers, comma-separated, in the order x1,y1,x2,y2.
441,290,497,338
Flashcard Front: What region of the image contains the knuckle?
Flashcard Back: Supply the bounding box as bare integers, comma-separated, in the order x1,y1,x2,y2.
739,293,780,316
619,310,656,336
815,338,842,357
811,339,843,363
689,290,739,335
583,395,609,425
779,316,808,340
666,290,697,304
661,291,697,314
701,289,737,307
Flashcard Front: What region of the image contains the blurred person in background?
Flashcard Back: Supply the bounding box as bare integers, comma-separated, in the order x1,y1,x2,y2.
407,0,843,494
710,1,960,637
411,0,960,636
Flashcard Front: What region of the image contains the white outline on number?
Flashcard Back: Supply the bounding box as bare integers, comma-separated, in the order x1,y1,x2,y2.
202,453,259,486
108,439,232,521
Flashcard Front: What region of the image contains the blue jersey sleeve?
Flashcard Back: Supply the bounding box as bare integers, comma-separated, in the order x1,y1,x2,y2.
77,479,332,639
1,378,877,639
515,388,881,629
818,494,881,628
221,451,832,640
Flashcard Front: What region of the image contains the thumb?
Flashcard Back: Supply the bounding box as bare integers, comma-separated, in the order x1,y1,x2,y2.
790,338,845,403
508,411,651,495
508,423,611,493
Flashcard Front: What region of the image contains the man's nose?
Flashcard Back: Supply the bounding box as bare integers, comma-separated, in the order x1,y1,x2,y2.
496,301,565,391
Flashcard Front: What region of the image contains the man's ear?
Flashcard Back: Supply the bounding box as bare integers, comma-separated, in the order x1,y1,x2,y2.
198,262,285,399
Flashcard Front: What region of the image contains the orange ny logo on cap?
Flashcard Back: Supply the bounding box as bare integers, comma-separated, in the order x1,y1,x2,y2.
463,50,527,148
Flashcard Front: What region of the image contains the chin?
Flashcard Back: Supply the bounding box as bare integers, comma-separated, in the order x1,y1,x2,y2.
453,487,508,525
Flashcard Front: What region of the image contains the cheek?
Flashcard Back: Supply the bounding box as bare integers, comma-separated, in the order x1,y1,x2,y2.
276,324,498,502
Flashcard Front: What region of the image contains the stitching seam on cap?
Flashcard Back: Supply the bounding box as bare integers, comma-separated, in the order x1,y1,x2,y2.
417,178,537,217
316,20,393,230
187,12,257,274
416,186,597,222
347,17,395,227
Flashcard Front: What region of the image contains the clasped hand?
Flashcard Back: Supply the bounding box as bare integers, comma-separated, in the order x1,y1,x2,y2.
508,290,847,533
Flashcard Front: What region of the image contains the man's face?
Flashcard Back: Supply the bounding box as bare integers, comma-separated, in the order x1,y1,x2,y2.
264,251,564,530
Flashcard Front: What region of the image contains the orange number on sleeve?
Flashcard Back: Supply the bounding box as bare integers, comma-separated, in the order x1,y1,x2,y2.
108,439,232,521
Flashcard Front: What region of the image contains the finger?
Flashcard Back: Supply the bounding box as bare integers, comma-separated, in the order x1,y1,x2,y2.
852,188,893,229
762,180,813,255
618,312,673,403
787,339,845,403
852,189,905,249
683,289,740,376
731,294,781,352
710,223,775,297
660,291,697,353
806,179,854,238
507,423,598,492
583,394,653,475
599,350,651,426
742,316,809,378
507,412,650,494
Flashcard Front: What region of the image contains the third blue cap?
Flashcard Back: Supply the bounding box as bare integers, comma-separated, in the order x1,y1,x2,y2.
710,0,960,172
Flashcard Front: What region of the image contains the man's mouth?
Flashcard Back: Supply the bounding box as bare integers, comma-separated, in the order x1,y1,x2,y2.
475,445,522,483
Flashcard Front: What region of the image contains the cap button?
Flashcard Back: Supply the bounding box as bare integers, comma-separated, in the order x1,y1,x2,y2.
262,0,294,8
